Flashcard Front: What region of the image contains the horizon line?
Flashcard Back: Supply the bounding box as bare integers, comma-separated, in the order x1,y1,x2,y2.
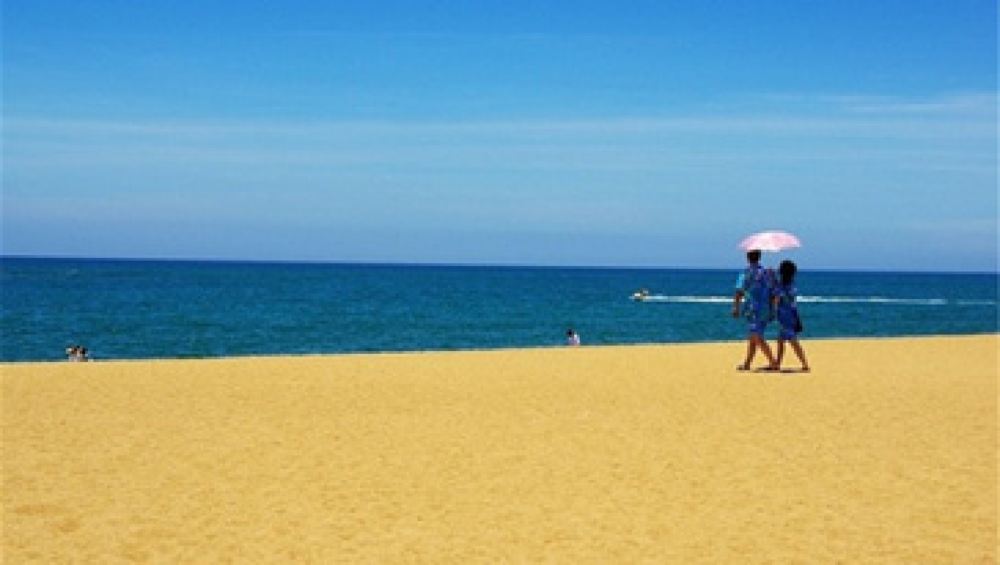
2,254,997,276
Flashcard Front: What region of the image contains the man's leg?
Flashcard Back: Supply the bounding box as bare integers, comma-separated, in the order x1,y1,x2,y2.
740,335,757,370
753,334,778,369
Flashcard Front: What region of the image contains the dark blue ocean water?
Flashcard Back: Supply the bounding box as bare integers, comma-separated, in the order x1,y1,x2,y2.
1,257,996,361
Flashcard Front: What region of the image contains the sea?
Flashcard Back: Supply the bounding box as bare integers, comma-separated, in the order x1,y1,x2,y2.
1,257,996,362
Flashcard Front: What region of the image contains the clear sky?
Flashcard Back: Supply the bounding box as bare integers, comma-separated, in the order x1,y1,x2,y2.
3,1,997,271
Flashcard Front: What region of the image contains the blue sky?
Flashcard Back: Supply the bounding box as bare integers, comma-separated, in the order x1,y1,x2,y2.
3,1,997,270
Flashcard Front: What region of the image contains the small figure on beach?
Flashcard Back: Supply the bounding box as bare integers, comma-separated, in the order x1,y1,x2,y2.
773,260,810,372
566,328,581,346
66,345,90,362
732,249,778,371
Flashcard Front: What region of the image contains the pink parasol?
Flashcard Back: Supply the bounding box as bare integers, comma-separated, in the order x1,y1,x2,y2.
739,230,801,252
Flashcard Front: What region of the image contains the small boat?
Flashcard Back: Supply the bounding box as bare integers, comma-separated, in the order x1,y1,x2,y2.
630,288,651,301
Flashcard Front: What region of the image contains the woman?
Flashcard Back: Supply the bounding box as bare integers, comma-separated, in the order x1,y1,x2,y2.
774,260,810,372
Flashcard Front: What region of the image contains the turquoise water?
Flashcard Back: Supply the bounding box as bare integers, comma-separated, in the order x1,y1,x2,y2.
1,257,996,361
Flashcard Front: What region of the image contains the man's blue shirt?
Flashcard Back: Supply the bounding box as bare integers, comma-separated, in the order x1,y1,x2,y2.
735,264,774,322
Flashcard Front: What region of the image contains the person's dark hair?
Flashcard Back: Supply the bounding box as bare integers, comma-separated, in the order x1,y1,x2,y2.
779,260,797,286
746,250,761,263
566,328,574,336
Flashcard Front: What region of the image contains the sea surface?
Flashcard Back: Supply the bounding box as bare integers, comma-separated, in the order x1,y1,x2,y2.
1,257,996,361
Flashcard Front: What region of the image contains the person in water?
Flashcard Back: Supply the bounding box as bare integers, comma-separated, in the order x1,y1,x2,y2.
566,328,581,346
773,260,810,372
66,345,90,362
732,249,778,371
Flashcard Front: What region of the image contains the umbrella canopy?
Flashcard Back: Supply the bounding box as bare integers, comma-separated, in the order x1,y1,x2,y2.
739,230,801,252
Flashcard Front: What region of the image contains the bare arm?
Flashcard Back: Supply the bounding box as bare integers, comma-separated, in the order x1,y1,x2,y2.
732,291,743,318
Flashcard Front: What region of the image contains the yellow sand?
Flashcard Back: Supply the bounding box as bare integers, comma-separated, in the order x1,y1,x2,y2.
3,335,996,563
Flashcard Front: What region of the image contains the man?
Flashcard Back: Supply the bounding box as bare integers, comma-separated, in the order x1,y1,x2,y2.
732,249,778,371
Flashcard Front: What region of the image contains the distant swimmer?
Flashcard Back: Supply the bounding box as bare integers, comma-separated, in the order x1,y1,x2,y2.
566,328,581,346
66,345,90,362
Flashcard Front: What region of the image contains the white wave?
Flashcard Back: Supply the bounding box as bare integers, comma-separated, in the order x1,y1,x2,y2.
630,295,990,306
797,296,947,305
636,295,732,303
955,299,999,306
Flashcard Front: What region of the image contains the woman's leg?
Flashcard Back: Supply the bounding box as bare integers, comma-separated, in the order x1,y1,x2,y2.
775,338,786,368
790,339,810,371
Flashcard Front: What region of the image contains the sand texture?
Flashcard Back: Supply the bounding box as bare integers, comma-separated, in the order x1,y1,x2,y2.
3,335,997,563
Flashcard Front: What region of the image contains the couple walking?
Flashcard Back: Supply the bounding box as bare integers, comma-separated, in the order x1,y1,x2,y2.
731,249,810,372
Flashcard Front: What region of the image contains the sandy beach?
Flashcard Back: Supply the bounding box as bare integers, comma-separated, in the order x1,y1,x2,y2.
3,335,996,562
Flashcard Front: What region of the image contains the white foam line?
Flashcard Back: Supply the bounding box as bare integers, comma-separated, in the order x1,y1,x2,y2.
797,296,948,305
638,296,731,303
631,295,995,306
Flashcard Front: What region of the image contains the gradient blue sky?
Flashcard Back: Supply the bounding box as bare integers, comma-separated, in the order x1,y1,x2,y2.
3,1,997,270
